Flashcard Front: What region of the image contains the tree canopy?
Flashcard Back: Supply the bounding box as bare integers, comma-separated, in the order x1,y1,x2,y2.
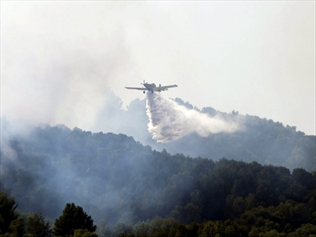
1,115,315,236
53,203,96,237
0,193,18,235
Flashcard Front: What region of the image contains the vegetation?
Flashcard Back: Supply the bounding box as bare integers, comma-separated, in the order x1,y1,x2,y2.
154,99,316,172
1,192,315,236
89,96,316,172
0,195,96,237
54,203,96,237
25,213,52,237
1,115,315,236
0,193,18,235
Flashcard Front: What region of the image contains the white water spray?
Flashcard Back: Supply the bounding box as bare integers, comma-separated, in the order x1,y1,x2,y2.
146,93,241,143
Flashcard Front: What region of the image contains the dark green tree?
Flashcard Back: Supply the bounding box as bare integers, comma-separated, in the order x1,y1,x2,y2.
0,192,18,234
25,213,52,237
53,203,96,237
7,216,26,237
72,229,98,237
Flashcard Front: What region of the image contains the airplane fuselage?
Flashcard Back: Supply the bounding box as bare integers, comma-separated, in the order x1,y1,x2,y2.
125,82,178,93
144,83,162,92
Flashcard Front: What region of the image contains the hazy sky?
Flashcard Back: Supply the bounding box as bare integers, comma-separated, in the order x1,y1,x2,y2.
1,1,315,135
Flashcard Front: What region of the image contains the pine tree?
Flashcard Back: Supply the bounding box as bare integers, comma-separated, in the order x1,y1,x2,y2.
0,192,18,234
26,213,52,237
53,203,96,237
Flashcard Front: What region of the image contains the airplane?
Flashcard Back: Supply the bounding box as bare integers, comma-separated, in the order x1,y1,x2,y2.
125,81,178,94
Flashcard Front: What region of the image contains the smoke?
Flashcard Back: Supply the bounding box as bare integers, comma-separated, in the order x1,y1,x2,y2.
146,93,241,143
2,2,132,131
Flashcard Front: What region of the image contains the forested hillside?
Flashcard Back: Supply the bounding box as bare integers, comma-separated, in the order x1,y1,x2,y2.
1,119,315,236
92,95,315,172
160,109,315,171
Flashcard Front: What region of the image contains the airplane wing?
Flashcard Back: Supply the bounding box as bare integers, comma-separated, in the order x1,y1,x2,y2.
155,84,178,91
125,87,147,90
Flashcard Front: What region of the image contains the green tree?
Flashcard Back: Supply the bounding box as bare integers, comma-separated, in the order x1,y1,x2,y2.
287,223,316,237
72,229,98,237
53,203,96,237
25,213,51,237
0,192,19,235
6,216,26,237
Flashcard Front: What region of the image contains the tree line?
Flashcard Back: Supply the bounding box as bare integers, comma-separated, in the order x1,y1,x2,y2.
1,121,315,236
1,190,316,237
0,193,96,237
89,95,316,172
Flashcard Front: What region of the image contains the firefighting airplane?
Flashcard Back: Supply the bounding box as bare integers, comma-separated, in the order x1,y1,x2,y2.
125,81,178,94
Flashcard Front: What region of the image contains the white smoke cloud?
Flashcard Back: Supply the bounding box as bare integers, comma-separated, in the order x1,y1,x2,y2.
146,93,241,143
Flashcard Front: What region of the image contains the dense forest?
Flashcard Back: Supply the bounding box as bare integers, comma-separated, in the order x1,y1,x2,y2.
1,115,316,236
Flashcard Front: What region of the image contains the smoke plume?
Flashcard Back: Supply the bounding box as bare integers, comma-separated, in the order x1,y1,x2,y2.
146,93,241,143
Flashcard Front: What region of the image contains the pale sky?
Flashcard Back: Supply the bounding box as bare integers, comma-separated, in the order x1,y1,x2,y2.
1,1,315,135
